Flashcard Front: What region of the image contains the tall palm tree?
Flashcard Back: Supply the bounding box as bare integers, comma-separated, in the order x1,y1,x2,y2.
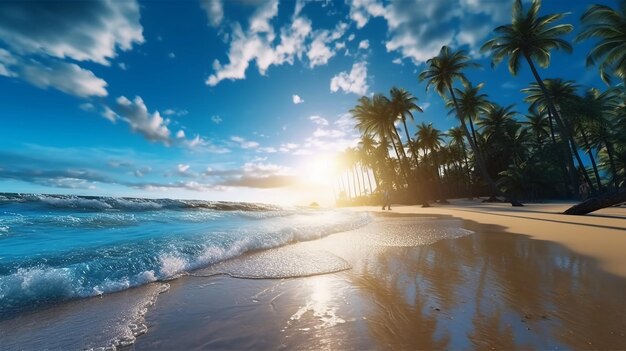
390,87,423,169
351,94,411,187
419,46,521,205
481,0,575,194
448,126,473,195
522,80,578,187
345,147,363,197
522,79,596,192
446,82,490,151
358,135,378,192
577,1,626,84
416,122,447,202
523,110,550,149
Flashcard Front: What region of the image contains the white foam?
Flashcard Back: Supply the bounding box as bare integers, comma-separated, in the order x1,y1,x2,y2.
41,197,113,211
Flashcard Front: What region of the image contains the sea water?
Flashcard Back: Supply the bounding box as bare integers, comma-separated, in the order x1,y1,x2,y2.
0,193,371,318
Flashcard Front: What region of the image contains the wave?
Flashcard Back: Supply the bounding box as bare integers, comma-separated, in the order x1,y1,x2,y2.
0,210,371,317
0,192,284,212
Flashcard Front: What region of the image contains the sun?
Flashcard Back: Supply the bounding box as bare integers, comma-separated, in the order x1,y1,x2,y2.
301,153,338,186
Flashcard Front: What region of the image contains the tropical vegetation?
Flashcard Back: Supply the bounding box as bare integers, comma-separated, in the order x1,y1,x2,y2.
333,0,626,214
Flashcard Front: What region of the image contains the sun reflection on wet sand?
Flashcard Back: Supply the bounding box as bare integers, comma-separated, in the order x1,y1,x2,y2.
127,215,626,350
285,276,347,331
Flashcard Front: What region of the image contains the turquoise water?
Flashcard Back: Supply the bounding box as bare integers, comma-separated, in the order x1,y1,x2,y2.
0,193,370,317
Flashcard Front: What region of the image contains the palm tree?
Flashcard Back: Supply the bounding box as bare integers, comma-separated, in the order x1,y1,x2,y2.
481,0,575,194
446,82,491,152
448,126,473,196
345,147,363,197
390,87,423,169
523,110,550,149
419,46,521,206
351,94,411,187
578,1,626,84
358,135,379,192
522,79,591,189
416,122,447,203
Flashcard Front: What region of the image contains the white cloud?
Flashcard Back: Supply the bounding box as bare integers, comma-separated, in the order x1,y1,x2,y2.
200,0,224,27
79,102,95,111
0,1,144,99
258,146,278,153
118,62,127,70
330,61,368,96
346,0,510,64
279,143,299,152
178,164,191,173
0,0,143,65
347,34,355,41
163,109,188,116
309,115,329,126
230,136,260,149
176,130,186,139
348,0,386,29
358,39,370,50
306,22,348,68
392,57,402,65
183,135,230,153
20,59,108,98
207,2,349,86
102,106,117,123
292,94,304,104
206,1,313,86
211,115,223,124
109,96,172,145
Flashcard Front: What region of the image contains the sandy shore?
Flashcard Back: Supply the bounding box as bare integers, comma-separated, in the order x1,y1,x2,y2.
3,200,625,350
132,201,626,350
359,200,626,278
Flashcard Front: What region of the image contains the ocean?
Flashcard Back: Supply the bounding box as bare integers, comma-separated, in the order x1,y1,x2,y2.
0,193,371,319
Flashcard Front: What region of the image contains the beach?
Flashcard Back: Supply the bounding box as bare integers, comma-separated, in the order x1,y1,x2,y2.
132,201,626,350
2,199,625,350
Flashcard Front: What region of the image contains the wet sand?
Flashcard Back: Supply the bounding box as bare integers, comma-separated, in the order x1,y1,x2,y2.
133,211,626,350
3,203,625,350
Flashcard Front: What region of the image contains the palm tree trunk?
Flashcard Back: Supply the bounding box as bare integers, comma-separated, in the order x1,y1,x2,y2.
358,165,366,195
580,128,603,192
561,117,596,193
546,109,572,196
604,139,620,189
468,118,480,156
432,150,447,202
339,174,348,200
388,134,410,187
354,166,363,197
350,168,358,198
449,86,522,206
525,53,581,194
392,126,412,181
401,119,420,168
462,144,473,198
365,166,374,194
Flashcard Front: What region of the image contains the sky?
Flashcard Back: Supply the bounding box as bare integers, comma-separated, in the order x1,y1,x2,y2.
0,0,615,206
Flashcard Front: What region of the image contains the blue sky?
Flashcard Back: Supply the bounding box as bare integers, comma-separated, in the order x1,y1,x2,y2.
0,0,614,205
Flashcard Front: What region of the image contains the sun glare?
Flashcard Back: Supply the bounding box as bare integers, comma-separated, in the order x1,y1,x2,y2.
301,154,338,186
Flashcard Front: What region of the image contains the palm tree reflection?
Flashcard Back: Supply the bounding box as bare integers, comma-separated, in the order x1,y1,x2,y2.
350,220,626,350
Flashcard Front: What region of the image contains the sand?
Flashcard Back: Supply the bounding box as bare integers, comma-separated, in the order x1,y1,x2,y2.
131,202,626,350
360,200,626,278
4,200,625,350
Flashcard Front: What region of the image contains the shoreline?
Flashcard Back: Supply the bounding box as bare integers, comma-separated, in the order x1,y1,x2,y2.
2,201,625,350
349,199,626,278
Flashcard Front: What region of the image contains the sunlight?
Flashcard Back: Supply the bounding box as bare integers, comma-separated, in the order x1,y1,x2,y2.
300,154,338,186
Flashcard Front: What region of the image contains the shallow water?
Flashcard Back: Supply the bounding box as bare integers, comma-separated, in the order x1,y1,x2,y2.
134,215,626,350
0,193,371,349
